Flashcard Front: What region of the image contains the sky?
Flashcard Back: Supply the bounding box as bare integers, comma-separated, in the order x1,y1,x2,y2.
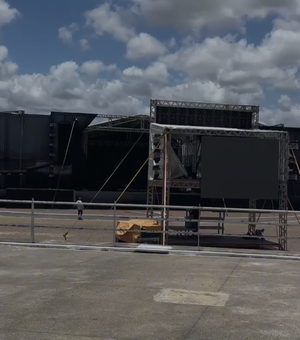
1,0,300,125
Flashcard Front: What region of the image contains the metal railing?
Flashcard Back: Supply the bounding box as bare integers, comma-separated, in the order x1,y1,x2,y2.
0,199,299,251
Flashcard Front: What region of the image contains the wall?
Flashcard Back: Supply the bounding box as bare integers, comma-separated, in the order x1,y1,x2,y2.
0,113,50,171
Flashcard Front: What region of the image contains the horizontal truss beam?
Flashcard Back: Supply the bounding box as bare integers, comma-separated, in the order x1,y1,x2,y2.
89,140,147,147
154,126,287,139
151,99,259,113
95,114,149,120
151,179,201,188
87,127,149,133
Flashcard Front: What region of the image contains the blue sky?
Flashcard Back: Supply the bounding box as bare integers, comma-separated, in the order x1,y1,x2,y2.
2,0,272,74
0,0,300,125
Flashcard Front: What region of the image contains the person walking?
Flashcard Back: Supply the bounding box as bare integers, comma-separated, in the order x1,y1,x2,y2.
76,197,84,220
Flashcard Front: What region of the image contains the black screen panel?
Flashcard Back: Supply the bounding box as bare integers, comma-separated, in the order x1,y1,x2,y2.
155,106,253,129
201,136,279,199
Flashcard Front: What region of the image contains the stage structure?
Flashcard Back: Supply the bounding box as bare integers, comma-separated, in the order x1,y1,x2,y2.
150,99,259,129
147,100,289,250
147,99,261,214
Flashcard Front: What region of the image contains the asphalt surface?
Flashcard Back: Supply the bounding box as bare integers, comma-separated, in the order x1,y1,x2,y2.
1,246,300,339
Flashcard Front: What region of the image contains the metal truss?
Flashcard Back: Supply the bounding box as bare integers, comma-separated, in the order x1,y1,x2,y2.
153,125,284,138
146,132,155,218
251,106,260,129
88,140,148,147
278,132,289,250
152,179,201,189
162,133,171,245
248,199,256,234
0,110,25,115
146,123,289,249
150,99,260,128
150,99,258,112
95,114,148,120
86,115,150,134
87,126,149,133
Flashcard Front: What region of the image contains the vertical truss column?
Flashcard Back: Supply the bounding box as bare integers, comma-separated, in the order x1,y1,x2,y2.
248,199,256,234
278,133,289,250
278,182,288,250
147,101,157,218
162,133,170,245
146,130,154,218
150,99,156,121
192,136,198,174
251,106,260,129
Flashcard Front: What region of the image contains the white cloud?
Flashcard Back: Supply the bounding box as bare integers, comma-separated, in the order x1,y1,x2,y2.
126,33,168,60
126,0,300,32
79,38,90,51
80,60,116,75
58,23,79,44
0,0,19,28
85,3,135,42
3,0,300,127
0,46,145,115
261,97,300,127
159,25,300,94
278,95,293,112
168,37,177,49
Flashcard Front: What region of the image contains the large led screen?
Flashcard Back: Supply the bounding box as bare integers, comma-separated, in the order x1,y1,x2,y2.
201,136,279,199
155,106,253,129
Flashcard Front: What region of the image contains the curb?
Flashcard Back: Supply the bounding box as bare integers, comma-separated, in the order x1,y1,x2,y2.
1,241,300,261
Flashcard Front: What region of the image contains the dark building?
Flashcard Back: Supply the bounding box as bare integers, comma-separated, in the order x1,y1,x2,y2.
0,108,300,207
0,111,95,201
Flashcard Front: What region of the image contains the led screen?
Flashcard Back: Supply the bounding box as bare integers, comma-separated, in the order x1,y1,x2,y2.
201,136,279,199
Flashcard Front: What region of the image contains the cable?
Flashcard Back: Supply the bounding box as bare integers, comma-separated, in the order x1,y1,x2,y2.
115,133,167,204
86,133,167,242
53,119,77,203
63,133,145,240
90,133,144,204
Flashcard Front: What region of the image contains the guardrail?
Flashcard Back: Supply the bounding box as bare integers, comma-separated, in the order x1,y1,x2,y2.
0,199,298,251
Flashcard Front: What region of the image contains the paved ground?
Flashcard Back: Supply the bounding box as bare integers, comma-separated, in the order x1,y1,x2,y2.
1,246,300,339
1,209,300,251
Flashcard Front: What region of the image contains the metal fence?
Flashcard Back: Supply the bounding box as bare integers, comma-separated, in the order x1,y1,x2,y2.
0,199,300,251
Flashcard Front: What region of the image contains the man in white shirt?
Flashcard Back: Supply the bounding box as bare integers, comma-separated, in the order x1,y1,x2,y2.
76,197,84,220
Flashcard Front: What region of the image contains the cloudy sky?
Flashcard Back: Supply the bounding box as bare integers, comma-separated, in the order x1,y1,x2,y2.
1,0,300,125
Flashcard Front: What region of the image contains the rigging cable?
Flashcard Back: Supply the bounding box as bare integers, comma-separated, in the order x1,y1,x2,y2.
53,118,77,203
63,133,145,240
86,132,168,242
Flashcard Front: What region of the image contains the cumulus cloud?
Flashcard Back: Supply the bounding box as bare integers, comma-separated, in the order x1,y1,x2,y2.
79,38,90,51
58,23,79,44
3,0,300,126
80,60,116,75
126,33,168,60
0,0,19,28
126,0,300,32
0,48,144,114
159,25,300,98
85,3,135,42
261,97,300,126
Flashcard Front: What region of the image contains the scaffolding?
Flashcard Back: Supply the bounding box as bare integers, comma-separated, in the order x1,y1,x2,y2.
147,123,289,250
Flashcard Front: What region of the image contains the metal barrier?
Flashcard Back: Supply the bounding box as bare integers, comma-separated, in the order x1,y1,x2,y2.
0,199,299,251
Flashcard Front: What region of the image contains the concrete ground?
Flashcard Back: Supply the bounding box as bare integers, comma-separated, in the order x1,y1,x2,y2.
1,208,300,251
1,245,300,340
